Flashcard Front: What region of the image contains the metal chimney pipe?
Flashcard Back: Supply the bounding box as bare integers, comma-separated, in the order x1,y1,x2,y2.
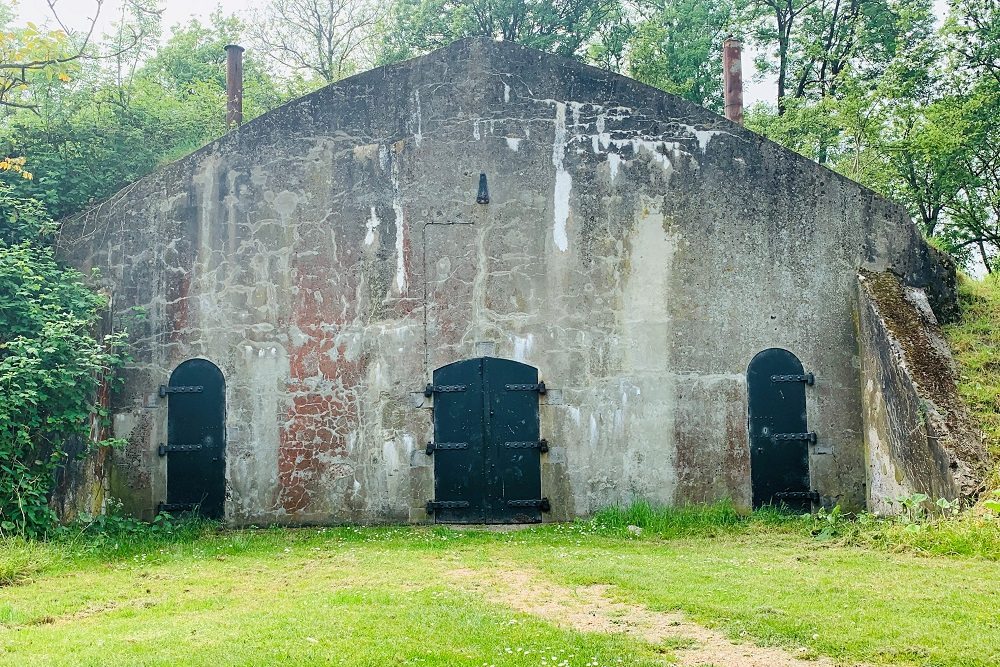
224,44,244,127
723,37,744,125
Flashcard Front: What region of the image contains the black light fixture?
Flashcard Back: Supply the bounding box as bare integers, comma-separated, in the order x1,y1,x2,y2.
476,173,490,204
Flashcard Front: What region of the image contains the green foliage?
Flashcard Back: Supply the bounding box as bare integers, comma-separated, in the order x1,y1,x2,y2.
0,185,125,537
0,11,290,220
984,490,1000,513
944,274,1000,489
627,0,732,110
803,497,1000,559
378,0,621,64
55,504,216,559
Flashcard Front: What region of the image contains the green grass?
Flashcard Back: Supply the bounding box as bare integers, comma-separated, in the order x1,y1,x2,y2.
2,512,1000,666
0,538,55,586
943,273,1000,489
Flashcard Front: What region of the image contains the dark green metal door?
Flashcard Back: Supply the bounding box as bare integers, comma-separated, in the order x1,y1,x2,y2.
747,349,815,510
428,357,547,523
161,359,226,518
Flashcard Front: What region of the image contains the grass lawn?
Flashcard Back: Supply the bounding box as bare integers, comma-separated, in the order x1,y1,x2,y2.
1,516,999,667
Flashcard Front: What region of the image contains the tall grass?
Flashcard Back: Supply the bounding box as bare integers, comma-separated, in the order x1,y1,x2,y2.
591,499,798,538
0,538,56,586
591,499,1000,559
943,273,1000,490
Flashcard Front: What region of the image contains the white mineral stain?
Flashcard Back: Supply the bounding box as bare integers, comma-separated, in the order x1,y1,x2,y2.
612,138,673,176
390,158,408,293
608,152,621,180
412,90,422,147
686,126,727,152
503,82,510,103
551,102,571,252
506,137,522,151
364,206,380,246
473,120,481,140
393,200,407,292
512,334,534,361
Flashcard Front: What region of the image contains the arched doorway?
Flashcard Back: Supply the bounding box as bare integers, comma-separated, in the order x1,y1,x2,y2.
159,359,226,518
747,348,815,509
425,357,549,523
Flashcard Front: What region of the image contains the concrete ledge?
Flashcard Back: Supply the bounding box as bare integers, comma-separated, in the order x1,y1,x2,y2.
858,270,986,513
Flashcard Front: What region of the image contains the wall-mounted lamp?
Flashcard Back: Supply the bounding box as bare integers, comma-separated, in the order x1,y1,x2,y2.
476,173,490,204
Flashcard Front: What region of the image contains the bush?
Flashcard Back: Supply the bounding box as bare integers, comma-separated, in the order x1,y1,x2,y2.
0,183,125,537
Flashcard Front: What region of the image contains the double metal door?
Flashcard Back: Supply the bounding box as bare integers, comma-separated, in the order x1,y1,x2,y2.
428,357,548,523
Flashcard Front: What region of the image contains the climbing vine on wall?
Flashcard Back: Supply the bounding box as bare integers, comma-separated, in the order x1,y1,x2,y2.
0,182,125,537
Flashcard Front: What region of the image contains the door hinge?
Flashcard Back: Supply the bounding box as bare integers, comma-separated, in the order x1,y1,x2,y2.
159,384,204,397
771,432,817,444
158,443,204,456
504,382,546,394
426,500,471,511
507,498,551,512
423,383,468,397
774,491,820,502
504,439,549,453
425,441,469,454
771,373,814,386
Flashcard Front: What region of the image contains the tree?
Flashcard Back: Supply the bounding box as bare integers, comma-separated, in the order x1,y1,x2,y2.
0,0,154,112
0,12,290,220
735,0,934,115
249,0,384,85
627,0,733,110
377,0,621,65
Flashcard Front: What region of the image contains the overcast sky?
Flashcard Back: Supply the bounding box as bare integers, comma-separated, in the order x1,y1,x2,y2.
15,0,947,107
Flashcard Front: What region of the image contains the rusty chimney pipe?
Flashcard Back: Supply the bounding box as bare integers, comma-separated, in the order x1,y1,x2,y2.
723,37,744,125
224,44,244,127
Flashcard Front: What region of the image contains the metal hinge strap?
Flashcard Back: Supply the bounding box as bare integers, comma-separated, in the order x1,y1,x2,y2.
504,439,549,452
423,383,468,397
507,498,551,512
504,382,546,394
425,441,469,454
426,500,471,511
771,373,815,385
159,385,204,397
158,443,204,456
771,432,817,444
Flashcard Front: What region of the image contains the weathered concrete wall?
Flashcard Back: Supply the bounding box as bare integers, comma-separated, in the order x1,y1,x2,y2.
57,38,952,523
858,271,986,514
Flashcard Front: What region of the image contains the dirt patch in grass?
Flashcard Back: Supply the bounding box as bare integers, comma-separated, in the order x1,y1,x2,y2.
449,566,873,667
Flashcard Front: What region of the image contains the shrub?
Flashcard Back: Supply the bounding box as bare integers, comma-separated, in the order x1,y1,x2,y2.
0,183,125,537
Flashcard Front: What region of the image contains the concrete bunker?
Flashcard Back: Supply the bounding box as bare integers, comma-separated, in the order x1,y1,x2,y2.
54,38,983,524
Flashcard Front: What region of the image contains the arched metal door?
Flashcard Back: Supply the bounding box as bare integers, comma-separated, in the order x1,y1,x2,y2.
747,348,816,509
425,357,549,523
160,359,226,518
